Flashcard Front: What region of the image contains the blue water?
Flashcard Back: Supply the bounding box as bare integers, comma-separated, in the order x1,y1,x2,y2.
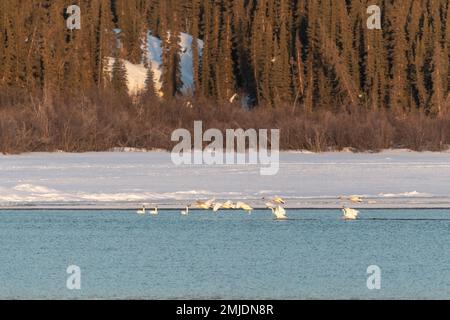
0,209,449,299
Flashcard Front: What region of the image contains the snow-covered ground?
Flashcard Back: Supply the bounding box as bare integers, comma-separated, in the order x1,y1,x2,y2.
1,151,450,209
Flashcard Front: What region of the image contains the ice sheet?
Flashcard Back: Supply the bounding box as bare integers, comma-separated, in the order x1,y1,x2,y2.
0,151,449,209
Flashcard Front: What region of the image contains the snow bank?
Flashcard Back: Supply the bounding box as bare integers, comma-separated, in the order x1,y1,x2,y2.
1,151,450,209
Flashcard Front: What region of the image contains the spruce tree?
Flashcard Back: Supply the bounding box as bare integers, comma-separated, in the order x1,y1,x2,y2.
160,0,183,98
144,64,157,98
216,1,235,102
111,53,129,95
191,0,201,96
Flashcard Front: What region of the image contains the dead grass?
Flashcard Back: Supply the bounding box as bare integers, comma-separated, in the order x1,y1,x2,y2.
1,90,449,154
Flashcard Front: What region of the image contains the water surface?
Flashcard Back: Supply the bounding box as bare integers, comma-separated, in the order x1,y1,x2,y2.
0,209,449,299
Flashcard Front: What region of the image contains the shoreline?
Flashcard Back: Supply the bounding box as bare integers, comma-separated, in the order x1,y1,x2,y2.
2,148,450,156
1,197,449,211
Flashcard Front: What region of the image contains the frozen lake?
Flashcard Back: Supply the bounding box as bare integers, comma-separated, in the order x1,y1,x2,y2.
1,152,449,299
0,151,450,208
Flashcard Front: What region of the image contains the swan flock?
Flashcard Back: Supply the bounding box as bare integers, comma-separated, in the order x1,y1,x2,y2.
137,195,364,220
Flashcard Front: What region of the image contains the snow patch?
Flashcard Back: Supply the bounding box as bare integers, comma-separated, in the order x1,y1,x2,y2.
378,191,432,198
107,32,203,96
109,147,150,153
13,184,58,194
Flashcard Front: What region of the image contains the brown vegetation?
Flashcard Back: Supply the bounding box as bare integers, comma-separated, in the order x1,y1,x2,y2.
0,1,449,154
1,91,450,154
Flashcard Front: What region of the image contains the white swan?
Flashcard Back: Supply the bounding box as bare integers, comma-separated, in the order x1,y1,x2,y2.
266,202,287,220
340,195,363,203
137,205,146,215
195,198,215,209
272,196,286,204
342,207,359,220
263,196,286,204
181,206,189,215
349,196,363,203
150,206,158,215
236,201,253,214
222,201,235,209
213,202,223,212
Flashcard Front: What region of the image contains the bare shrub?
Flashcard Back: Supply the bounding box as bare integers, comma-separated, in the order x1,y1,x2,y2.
1,92,450,154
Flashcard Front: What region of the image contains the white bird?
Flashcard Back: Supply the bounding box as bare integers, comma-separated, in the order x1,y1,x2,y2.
195,198,215,209
263,196,286,205
349,195,363,203
272,196,285,204
137,205,146,215
222,201,235,209
229,93,239,103
213,202,223,212
181,206,189,215
339,195,363,203
236,201,253,214
266,202,287,220
342,207,359,220
150,206,158,215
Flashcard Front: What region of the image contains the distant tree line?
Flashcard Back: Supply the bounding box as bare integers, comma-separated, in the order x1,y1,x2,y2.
0,1,450,154
1,0,449,113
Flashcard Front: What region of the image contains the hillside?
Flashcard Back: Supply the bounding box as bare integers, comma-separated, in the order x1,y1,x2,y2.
107,32,204,95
